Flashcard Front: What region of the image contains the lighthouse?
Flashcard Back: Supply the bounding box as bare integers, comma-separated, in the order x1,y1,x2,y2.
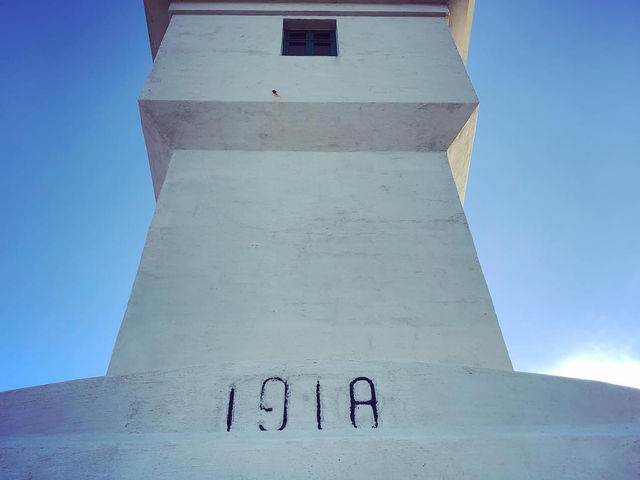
1,2,639,478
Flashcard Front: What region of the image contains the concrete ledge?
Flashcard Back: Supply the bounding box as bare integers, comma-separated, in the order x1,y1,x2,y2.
140,101,477,197
169,1,449,17
2,361,639,435
2,430,640,479
2,361,639,478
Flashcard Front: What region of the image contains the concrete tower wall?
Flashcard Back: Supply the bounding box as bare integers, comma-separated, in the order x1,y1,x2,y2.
108,5,511,374
108,150,511,374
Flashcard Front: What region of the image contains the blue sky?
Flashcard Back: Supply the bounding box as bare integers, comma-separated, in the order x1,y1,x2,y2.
1,0,639,392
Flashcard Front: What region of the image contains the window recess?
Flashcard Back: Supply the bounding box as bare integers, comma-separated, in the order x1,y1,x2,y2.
282,19,337,56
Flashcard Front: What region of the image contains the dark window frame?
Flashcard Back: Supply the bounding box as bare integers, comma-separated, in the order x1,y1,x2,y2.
282,19,337,57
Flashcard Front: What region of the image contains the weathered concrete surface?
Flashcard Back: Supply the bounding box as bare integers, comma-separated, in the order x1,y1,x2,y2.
143,14,475,104
141,13,478,198
2,361,640,478
6,362,640,434
108,151,511,375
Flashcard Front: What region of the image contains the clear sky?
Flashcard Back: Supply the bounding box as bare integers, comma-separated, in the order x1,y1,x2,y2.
1,0,639,392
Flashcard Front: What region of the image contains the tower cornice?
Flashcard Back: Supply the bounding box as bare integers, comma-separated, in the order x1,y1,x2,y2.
143,0,475,63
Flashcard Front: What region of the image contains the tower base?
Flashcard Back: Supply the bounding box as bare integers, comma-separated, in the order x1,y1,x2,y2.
2,361,639,479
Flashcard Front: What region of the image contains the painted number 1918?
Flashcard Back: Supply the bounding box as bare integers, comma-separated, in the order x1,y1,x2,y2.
225,376,379,431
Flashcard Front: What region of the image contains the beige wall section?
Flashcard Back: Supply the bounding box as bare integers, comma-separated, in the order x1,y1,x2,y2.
108,150,512,375
447,0,475,64
447,105,478,204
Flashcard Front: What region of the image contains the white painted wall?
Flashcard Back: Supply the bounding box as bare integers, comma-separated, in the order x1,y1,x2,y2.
143,14,475,104
109,150,511,375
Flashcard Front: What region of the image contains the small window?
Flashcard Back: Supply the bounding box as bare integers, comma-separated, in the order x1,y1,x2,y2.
282,19,337,56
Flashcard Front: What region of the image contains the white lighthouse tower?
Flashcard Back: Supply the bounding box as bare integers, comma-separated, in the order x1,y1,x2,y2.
1,1,639,478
